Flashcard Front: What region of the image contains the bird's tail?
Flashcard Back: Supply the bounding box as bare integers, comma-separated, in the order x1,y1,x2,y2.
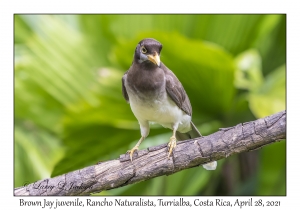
176,121,217,170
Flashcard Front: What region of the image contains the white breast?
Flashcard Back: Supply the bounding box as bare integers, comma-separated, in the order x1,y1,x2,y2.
128,89,191,133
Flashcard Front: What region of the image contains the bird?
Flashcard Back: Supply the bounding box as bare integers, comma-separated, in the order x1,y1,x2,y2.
121,38,217,170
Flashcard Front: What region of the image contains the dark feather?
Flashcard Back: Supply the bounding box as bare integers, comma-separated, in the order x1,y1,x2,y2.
121,71,129,102
160,63,192,116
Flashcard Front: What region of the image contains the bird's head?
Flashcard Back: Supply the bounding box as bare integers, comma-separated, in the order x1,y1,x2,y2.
134,38,162,67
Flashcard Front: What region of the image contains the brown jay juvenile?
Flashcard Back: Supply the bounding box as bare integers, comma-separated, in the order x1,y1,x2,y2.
122,38,216,170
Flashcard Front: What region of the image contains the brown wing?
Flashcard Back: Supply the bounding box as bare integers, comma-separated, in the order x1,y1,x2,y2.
121,71,129,103
161,63,192,116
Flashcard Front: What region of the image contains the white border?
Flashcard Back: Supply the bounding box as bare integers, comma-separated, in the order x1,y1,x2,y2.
1,0,298,209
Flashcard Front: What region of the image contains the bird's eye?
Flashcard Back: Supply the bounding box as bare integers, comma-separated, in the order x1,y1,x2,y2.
141,46,147,54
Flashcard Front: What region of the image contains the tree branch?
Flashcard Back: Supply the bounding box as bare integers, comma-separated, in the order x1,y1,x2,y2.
14,110,286,196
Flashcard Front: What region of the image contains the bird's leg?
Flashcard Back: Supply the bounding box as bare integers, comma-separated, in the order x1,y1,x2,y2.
168,124,178,158
127,136,145,162
127,121,149,162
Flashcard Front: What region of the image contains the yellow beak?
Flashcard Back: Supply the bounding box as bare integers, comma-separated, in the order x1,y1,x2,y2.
147,52,160,66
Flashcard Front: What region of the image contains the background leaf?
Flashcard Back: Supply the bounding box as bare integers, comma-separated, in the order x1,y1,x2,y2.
249,65,286,118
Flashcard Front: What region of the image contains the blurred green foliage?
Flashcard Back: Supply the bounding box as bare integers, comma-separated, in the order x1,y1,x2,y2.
14,14,286,195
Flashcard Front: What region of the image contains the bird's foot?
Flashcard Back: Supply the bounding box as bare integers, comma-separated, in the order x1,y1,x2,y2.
127,146,139,162
167,136,177,158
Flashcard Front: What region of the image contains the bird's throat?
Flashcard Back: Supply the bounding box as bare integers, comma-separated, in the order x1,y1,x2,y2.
127,64,165,96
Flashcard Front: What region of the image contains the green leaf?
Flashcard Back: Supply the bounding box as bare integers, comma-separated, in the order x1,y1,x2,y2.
257,140,286,195
255,15,286,75
234,49,264,91
249,65,286,118
14,124,64,187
